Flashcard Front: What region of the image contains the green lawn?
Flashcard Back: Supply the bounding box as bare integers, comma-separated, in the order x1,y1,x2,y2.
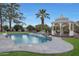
0,32,30,34
0,38,79,56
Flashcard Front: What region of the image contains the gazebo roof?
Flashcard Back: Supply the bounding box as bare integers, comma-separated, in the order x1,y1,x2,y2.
52,15,73,23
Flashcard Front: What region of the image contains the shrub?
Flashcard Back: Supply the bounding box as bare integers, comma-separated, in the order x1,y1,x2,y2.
13,25,24,31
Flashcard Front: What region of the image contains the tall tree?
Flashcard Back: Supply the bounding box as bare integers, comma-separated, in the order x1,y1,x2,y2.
6,3,23,31
36,9,50,30
0,4,6,32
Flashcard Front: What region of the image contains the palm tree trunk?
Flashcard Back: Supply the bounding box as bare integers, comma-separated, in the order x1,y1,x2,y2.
41,17,44,30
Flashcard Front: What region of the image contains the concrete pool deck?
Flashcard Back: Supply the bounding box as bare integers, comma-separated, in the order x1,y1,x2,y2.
0,36,74,54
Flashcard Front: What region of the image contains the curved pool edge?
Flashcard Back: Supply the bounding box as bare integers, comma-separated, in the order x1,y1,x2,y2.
0,35,74,54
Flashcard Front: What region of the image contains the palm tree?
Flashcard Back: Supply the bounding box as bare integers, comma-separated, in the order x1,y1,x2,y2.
6,3,22,31
0,4,6,32
36,9,50,30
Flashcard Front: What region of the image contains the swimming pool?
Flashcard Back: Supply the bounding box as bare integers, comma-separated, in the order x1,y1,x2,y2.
8,33,51,44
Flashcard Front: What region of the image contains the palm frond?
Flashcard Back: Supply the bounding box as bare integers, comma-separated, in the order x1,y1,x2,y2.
35,14,40,18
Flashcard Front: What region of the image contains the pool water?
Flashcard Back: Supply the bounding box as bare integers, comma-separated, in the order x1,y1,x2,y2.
8,33,51,44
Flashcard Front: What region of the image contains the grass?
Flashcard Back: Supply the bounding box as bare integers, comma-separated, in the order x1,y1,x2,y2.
55,38,79,56
0,32,30,34
0,38,79,56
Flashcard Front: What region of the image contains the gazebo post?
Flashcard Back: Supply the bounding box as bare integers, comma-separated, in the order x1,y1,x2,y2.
72,23,74,32
69,23,74,36
60,23,62,36
52,23,55,35
72,23,74,36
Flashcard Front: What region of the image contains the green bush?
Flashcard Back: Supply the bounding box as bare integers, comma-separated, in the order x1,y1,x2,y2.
35,24,51,32
26,25,35,32
3,25,9,31
13,25,24,31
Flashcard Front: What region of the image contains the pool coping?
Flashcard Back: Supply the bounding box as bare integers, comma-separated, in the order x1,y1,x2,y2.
0,34,74,54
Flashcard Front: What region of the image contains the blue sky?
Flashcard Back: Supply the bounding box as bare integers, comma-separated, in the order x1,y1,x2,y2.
19,3,79,27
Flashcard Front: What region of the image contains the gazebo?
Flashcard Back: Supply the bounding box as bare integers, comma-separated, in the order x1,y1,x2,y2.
51,15,75,36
